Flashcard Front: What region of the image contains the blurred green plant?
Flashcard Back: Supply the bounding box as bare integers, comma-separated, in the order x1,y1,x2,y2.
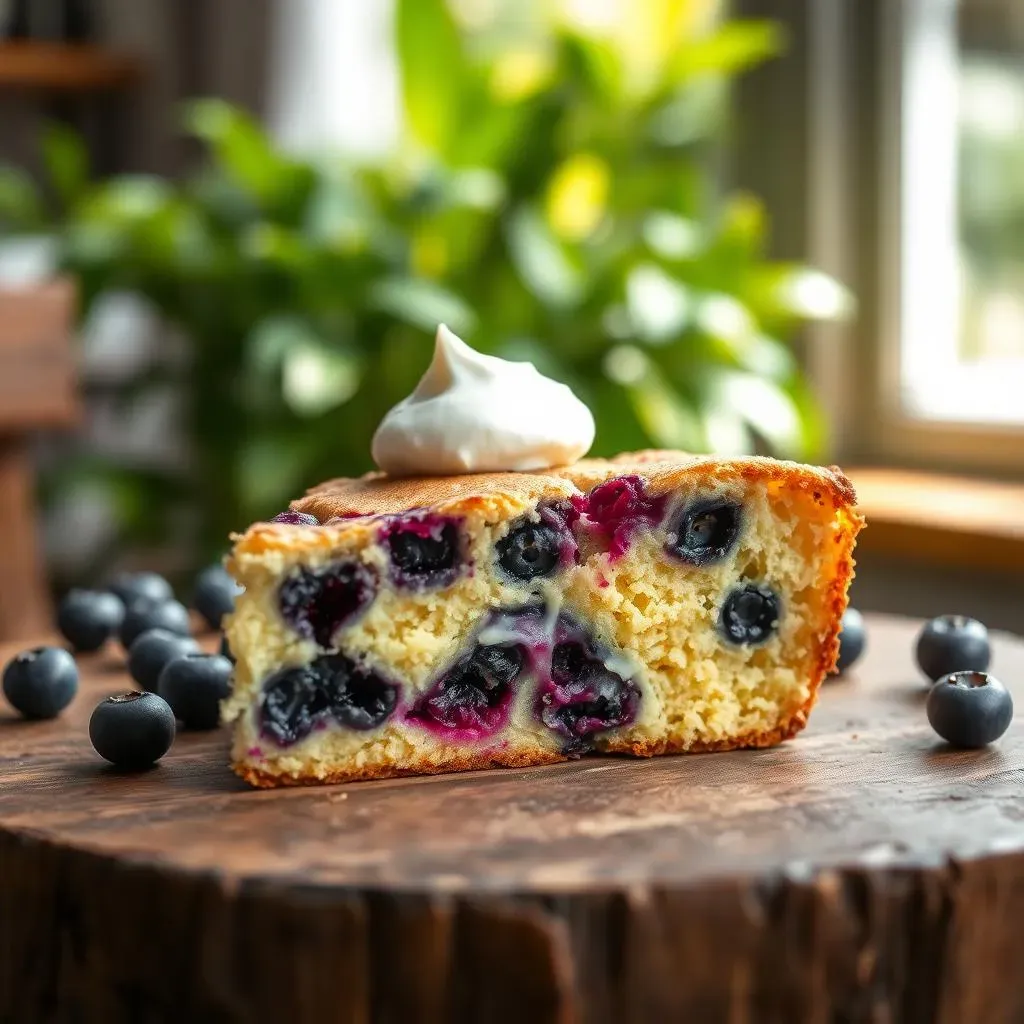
0,0,850,576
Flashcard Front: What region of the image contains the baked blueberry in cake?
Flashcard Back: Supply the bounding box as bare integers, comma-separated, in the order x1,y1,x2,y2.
223,327,863,787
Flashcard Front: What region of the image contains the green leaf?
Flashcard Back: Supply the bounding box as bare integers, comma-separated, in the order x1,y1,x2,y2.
41,122,89,208
0,166,45,230
626,264,691,342
237,435,314,516
506,206,585,309
669,20,784,83
77,176,172,224
282,341,361,417
709,370,806,458
617,351,706,451
368,277,476,334
746,264,855,324
396,0,465,153
247,315,313,373
643,211,703,259
185,100,311,216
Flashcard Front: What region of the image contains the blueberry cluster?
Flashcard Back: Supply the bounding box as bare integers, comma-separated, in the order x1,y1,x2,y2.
260,654,399,746
408,641,525,737
2,564,243,771
262,602,643,754
538,618,640,752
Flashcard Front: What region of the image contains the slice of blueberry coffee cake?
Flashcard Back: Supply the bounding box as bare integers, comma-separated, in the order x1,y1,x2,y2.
224,454,861,786
223,325,863,787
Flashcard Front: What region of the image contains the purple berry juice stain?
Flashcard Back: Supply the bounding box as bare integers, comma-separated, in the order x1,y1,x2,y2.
571,475,667,561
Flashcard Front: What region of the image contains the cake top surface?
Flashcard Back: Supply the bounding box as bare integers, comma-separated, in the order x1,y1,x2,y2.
286,451,856,524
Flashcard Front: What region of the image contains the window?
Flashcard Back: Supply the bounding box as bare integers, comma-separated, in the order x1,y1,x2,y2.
896,0,1024,427
736,0,1024,472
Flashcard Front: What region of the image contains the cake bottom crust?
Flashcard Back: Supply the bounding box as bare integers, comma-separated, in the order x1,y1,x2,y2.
232,707,811,788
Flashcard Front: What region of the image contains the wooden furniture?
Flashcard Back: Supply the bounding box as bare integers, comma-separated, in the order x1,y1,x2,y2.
848,467,1024,574
1,614,1023,1023
0,42,139,92
0,280,78,640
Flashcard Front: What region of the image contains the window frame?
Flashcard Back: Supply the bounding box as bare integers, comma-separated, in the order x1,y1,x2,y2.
872,0,1024,472
735,0,1024,477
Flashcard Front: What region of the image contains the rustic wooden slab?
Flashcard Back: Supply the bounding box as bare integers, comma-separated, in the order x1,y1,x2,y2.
1,614,1023,1023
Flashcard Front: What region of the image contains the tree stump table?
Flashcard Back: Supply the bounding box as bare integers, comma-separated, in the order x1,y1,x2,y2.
1,613,1023,1023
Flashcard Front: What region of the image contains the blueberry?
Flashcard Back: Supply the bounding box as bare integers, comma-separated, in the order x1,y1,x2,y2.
119,598,192,650
915,615,991,682
89,691,176,769
128,628,200,692
2,646,78,719
56,588,125,652
317,654,400,730
270,510,319,525
158,653,233,730
193,564,243,630
383,516,462,589
836,607,866,674
720,584,782,646
108,571,174,607
410,642,525,734
497,519,562,581
539,633,639,748
260,664,328,746
926,671,1013,748
667,498,742,566
278,562,376,648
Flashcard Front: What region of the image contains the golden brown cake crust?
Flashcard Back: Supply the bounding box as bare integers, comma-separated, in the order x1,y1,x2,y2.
298,470,575,518
292,451,856,520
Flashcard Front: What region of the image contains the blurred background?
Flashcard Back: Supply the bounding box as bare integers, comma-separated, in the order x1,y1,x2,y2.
0,0,1021,638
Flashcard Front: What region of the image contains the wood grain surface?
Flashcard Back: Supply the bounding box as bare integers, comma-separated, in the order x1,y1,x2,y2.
1,614,1023,1023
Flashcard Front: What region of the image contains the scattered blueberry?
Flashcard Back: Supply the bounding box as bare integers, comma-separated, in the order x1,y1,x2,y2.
119,598,192,650
277,562,377,648
259,654,399,745
409,642,524,736
128,629,200,692
720,584,782,646
270,510,319,525
926,671,1013,748
158,653,233,730
2,646,78,719
537,618,639,749
56,588,125,652
667,498,742,566
108,571,174,608
915,615,991,682
89,691,176,769
836,607,866,674
497,519,563,581
193,564,243,630
382,515,462,590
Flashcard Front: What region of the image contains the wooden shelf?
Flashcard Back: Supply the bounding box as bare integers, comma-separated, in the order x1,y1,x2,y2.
0,42,140,92
848,466,1024,574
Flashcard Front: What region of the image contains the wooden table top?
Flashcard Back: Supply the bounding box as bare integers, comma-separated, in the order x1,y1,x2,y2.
2,614,1022,890
1,613,1022,1023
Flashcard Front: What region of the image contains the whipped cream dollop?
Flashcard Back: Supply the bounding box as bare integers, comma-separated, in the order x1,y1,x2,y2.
372,324,595,476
